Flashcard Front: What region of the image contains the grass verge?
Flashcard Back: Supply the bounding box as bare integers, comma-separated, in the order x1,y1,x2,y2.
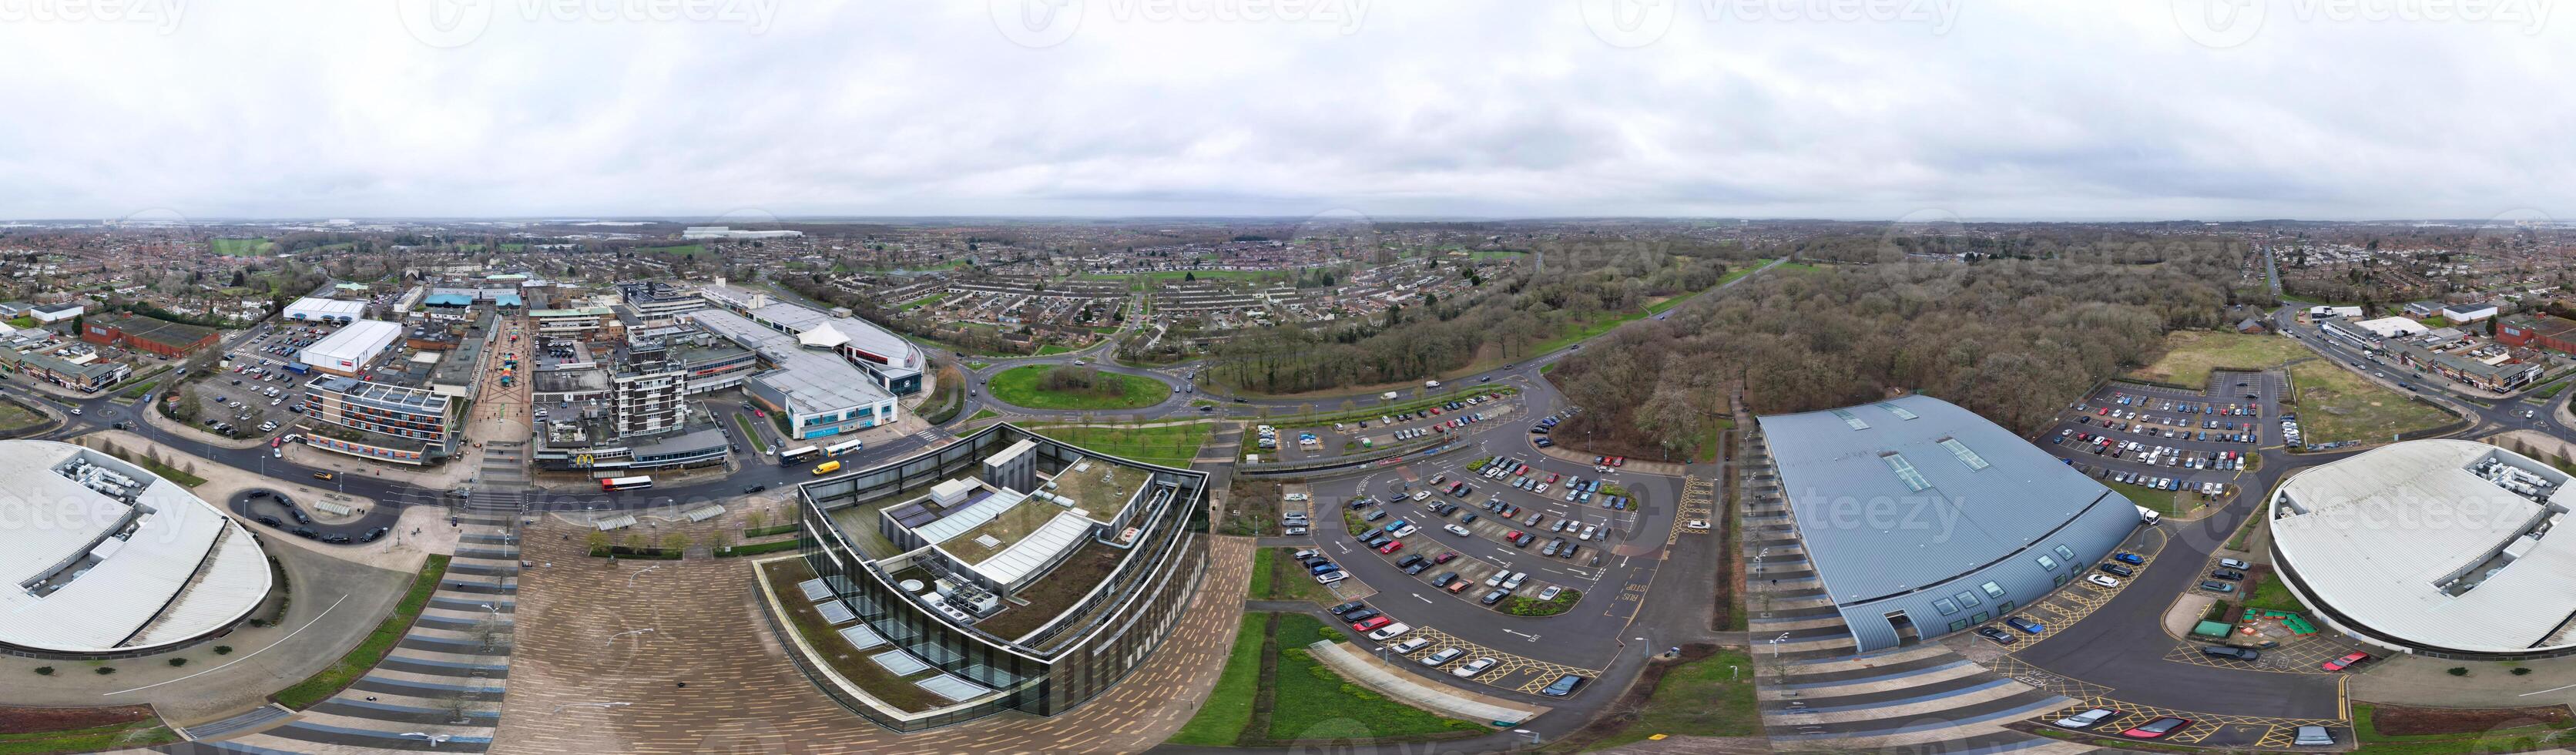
1022,421,1212,468
2128,331,2311,386
731,414,772,455
2349,703,2576,755
1581,647,1759,750
2288,360,2454,445
1267,642,1484,740
1168,612,1270,746
0,723,181,754
273,555,449,709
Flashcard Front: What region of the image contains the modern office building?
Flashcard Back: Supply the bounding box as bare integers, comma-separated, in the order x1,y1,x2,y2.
300,376,465,465
528,333,731,474
1755,394,2145,652
783,424,1209,731
0,440,273,657
617,280,709,319
2269,440,2576,659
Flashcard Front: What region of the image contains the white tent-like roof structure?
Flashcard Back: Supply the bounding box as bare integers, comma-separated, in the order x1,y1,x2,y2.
0,441,272,654
797,323,850,349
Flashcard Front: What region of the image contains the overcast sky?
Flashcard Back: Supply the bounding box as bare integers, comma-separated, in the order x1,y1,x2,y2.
0,1,2568,221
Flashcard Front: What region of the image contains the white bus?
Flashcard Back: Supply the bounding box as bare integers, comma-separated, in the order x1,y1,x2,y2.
600,475,654,492
825,438,864,456
780,445,821,465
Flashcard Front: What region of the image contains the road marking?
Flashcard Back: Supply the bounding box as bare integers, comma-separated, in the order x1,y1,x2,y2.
1413,592,1432,604
2519,683,2576,696
1503,629,1540,642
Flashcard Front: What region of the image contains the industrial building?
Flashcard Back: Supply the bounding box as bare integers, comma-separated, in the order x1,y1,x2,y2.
2269,440,2576,659
297,320,405,377
0,441,273,656
282,297,367,324
790,424,1209,730
1754,394,2144,652
81,314,219,357
0,340,131,392
30,302,83,324
2497,315,2576,355
687,307,901,441
700,280,925,396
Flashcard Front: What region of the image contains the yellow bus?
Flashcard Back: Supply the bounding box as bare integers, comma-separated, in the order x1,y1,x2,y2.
811,460,843,475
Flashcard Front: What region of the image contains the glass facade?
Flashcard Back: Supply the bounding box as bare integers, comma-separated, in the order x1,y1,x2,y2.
787,424,1210,731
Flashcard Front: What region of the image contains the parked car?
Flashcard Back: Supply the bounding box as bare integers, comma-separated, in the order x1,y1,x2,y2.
2054,707,2122,730
2085,574,2121,588
2122,717,2192,740
2004,616,2045,634
2322,651,2373,672
1351,616,1393,632
1421,647,1465,666
1974,627,2017,646
2201,645,2260,661
1452,657,1498,677
2199,580,2236,593
1539,673,1586,696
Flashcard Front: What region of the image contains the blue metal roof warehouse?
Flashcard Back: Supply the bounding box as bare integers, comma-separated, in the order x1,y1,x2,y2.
1757,394,2143,650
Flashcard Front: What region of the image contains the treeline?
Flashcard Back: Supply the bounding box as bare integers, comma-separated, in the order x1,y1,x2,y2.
1202,240,1753,394
1549,247,2256,456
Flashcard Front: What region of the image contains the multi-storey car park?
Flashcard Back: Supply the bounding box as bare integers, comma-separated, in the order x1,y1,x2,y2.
2269,439,2576,659
0,440,273,658
1756,394,2148,651
780,423,1209,731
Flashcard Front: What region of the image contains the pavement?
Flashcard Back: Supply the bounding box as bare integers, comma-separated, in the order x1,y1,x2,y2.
1309,639,1551,725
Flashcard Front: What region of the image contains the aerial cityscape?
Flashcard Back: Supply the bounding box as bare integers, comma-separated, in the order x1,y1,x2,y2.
2,3,2572,755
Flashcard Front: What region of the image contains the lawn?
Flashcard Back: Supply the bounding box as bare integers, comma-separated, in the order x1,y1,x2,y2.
273,555,448,709
899,294,946,311
1266,643,1484,740
2288,360,2455,445
2537,378,2572,399
1249,549,1277,599
1021,421,1211,468
987,364,1171,411
2242,571,2305,614
2128,331,2312,386
1259,547,1344,604
0,401,40,432
1167,612,1270,746
0,723,181,754
1585,648,1761,750
1036,344,1077,356
969,408,999,421
209,237,275,257
2107,481,2188,515
730,414,770,455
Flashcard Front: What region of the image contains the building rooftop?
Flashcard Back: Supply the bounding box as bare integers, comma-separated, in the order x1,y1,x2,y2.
1757,394,2130,606
0,441,271,653
2272,440,2576,653
686,307,892,412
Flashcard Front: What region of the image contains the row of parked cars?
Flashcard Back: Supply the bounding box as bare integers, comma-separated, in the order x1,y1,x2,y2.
1327,599,1588,696
2076,413,2259,445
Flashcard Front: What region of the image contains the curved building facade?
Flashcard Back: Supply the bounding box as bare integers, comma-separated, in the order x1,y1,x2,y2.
2269,439,2576,659
789,424,1210,731
0,440,273,657
1757,395,2144,651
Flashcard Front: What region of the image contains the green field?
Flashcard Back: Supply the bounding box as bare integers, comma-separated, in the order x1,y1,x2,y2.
1584,648,1761,750
274,555,449,709
2288,360,2454,445
1036,344,1077,356
1468,250,1529,261
899,294,947,311
2242,572,2305,614
2128,331,2313,386
1022,421,1211,468
0,401,40,431
209,237,275,257
987,364,1171,411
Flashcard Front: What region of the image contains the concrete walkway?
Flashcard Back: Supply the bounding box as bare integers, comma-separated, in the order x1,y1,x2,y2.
1309,639,1550,726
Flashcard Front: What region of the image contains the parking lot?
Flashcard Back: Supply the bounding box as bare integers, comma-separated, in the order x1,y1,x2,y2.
1256,391,1519,461
2038,371,2287,514
175,321,354,439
